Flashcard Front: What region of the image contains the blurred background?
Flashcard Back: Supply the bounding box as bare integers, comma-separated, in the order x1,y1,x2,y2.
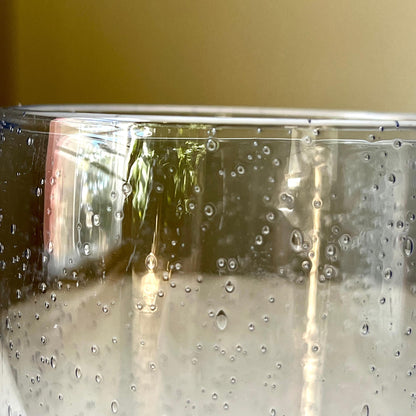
2,0,416,112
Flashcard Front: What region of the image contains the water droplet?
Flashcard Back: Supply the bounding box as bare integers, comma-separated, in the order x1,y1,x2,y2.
10,224,16,234
122,182,132,196
223,403,229,410
384,268,392,280
263,145,271,155
248,323,255,331
204,203,215,217
361,404,369,416
40,335,47,344
290,229,303,252
39,282,47,293
324,265,336,279
217,257,226,269
261,345,267,353
404,237,414,256
149,362,157,371
393,139,402,149
91,344,99,355
145,252,157,271
157,289,164,297
379,297,386,304
405,327,412,335
339,234,351,246
206,138,218,152
211,393,218,400
227,258,238,271
266,212,275,222
111,400,119,413
83,243,91,256
270,409,277,416
102,305,109,313
311,344,320,353
225,281,235,293
95,374,102,383
237,165,245,175
185,286,191,293
50,356,57,368
255,235,263,245
269,296,275,303
216,310,228,330
27,137,33,146
325,244,337,258
75,367,82,379
361,323,369,335
58,393,63,400
130,384,136,391
394,350,401,357
388,173,396,184
313,199,322,209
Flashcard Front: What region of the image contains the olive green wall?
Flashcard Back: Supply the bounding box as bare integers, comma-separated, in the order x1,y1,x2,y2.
2,1,416,112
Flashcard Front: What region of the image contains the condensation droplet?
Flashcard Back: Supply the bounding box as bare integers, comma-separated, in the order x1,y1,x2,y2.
75,367,82,379
248,323,255,331
95,374,102,383
122,182,132,196
91,344,99,355
216,310,228,330
313,199,322,209
50,356,57,368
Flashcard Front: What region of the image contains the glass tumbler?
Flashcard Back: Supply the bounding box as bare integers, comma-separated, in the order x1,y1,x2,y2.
1,105,416,416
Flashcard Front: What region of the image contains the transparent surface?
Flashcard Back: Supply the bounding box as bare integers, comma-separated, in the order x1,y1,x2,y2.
1,106,416,416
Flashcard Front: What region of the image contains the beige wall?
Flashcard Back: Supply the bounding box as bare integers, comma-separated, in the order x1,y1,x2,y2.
2,0,416,112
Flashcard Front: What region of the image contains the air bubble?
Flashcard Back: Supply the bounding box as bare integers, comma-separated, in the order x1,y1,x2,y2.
216,310,228,330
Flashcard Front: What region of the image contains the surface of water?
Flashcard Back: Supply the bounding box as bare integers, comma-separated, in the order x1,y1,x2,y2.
1,111,416,415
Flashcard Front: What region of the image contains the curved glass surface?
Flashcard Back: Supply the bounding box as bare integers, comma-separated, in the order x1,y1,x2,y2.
1,105,416,415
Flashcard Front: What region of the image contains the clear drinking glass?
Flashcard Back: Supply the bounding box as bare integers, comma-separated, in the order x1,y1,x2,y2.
1,105,416,416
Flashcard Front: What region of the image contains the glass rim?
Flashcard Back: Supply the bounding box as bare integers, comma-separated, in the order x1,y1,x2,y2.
4,104,416,128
